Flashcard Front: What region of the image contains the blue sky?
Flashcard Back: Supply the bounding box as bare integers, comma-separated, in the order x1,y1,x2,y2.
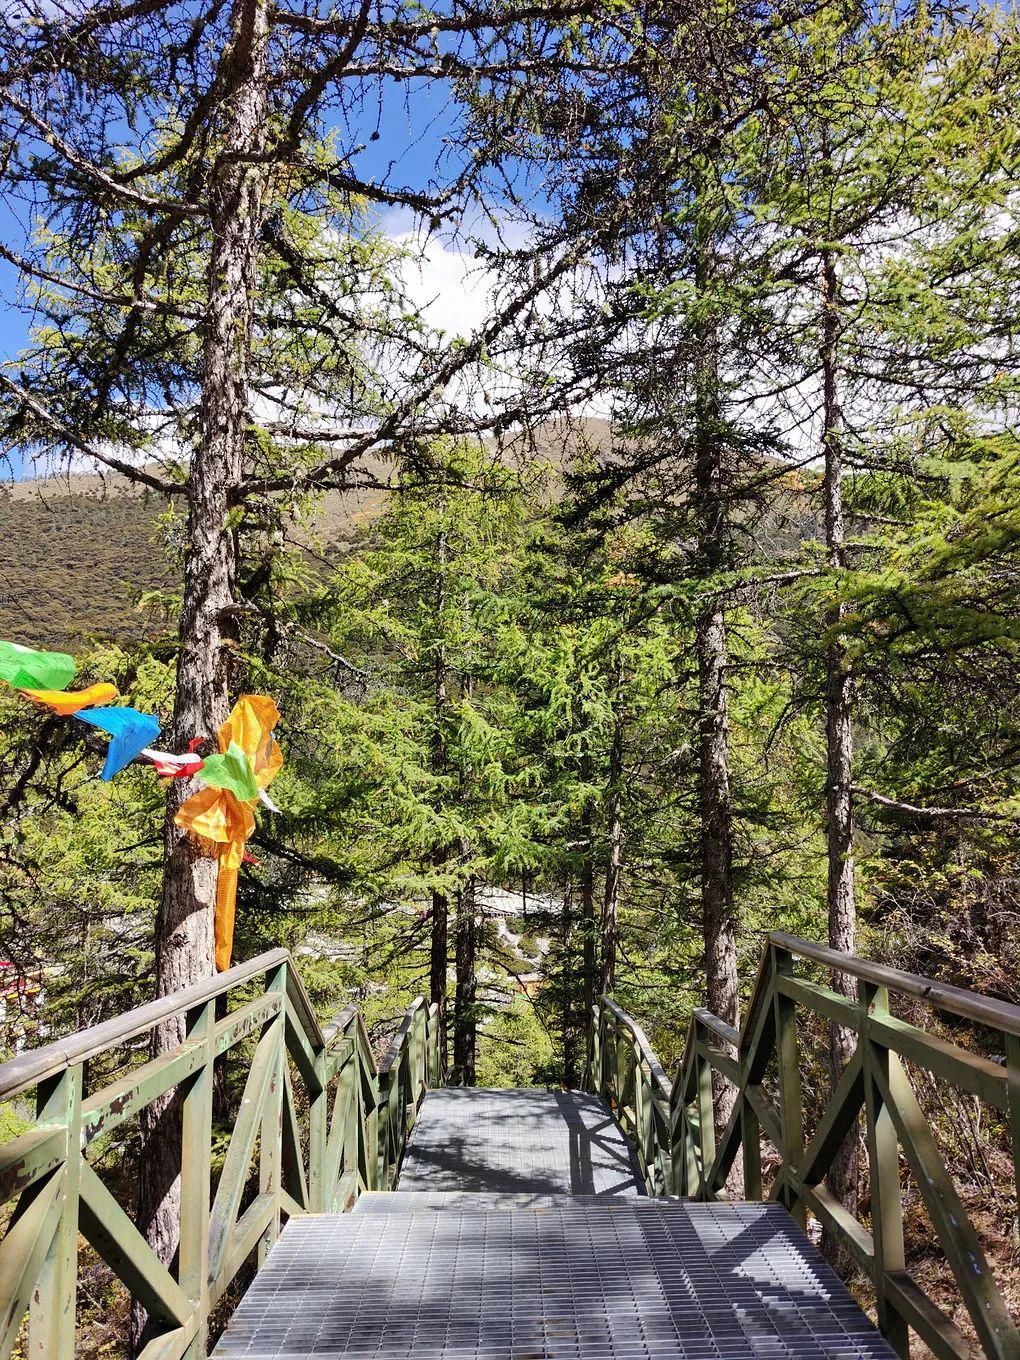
0,76,461,360
0,72,475,478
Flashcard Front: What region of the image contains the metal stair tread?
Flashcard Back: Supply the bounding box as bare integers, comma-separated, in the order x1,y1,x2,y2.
395,1087,644,1196
214,1199,896,1360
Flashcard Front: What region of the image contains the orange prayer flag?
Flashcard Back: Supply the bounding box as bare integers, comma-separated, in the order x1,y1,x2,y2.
217,695,282,787
18,682,119,715
215,853,240,973
174,784,255,845
181,694,284,971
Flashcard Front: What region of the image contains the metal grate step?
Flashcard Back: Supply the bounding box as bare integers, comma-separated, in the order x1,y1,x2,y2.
214,1200,896,1360
396,1088,644,1196
354,1192,684,1213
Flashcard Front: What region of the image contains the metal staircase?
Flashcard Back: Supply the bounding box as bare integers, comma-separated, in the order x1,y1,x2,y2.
2,934,1019,1359
214,1086,895,1360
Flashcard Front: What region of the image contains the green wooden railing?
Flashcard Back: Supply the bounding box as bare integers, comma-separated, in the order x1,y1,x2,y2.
590,931,1020,1360
589,997,674,1197
0,949,439,1360
6,931,1018,1360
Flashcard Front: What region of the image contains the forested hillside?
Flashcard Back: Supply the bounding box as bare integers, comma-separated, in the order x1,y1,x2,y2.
0,482,170,645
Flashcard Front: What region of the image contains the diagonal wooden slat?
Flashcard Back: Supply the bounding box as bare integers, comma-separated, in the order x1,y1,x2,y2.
281,1063,309,1212
798,1049,864,1190
79,1162,193,1328
208,1023,282,1284
883,1272,972,1360
323,1060,355,1201
873,1053,1020,1360
209,1195,276,1308
0,1171,63,1360
258,968,286,1266
136,1319,200,1360
743,1082,781,1151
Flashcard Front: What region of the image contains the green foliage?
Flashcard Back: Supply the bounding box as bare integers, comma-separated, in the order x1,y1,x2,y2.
2,0,1019,1108
476,998,556,1088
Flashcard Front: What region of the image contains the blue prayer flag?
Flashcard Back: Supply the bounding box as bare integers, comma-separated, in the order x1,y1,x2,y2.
76,706,161,780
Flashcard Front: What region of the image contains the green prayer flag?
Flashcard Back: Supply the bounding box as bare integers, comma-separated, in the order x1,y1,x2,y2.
200,741,259,802
0,640,76,691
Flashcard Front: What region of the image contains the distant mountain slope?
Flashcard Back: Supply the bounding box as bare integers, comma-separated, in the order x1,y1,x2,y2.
0,480,173,648
0,419,612,649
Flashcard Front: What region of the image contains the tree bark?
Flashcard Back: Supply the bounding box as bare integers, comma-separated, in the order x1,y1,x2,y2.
579,816,595,1086
691,196,742,1196
136,0,269,1339
692,217,740,1115
562,882,579,1088
453,873,477,1085
430,882,449,1070
600,669,624,999
430,528,450,1067
820,244,860,1264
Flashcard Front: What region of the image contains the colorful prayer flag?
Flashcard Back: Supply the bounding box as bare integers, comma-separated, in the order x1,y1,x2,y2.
19,682,119,715
0,641,76,691
76,706,161,780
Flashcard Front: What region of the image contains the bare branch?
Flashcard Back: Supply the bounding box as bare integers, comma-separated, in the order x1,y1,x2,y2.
0,372,183,496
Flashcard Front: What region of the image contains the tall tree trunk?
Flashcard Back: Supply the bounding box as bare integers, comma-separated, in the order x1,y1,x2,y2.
692,209,740,1187
451,656,477,1085
579,821,595,1077
453,873,477,1085
430,881,448,1070
430,529,449,1067
579,817,596,1085
601,668,624,999
136,0,268,1337
821,244,860,1263
562,883,578,1088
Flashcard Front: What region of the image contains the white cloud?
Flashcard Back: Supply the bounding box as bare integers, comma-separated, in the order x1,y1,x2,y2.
389,230,496,344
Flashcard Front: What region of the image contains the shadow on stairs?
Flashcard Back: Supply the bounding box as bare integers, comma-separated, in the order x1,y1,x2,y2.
214,1087,895,1360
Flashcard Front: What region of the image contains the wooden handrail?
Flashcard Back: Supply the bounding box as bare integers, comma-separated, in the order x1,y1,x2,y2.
770,930,1020,1036
378,996,432,1075
592,935,1020,1360
0,948,290,1102
587,998,673,1196
601,997,673,1097
692,1007,738,1049
0,950,441,1360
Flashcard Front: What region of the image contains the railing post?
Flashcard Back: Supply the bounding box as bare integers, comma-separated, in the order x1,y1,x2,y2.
675,1025,700,1199
861,981,909,1358
259,963,286,1266
638,1065,654,1193
772,944,804,1225
308,1042,329,1213
28,1062,82,1360
590,1006,602,1092
333,1053,356,1199
739,1079,762,1201
739,948,776,1204
1007,1033,1020,1230
639,1060,647,1180
432,1005,441,1087
413,1012,424,1107
391,1054,403,1181
694,1021,716,1200
179,999,215,1359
